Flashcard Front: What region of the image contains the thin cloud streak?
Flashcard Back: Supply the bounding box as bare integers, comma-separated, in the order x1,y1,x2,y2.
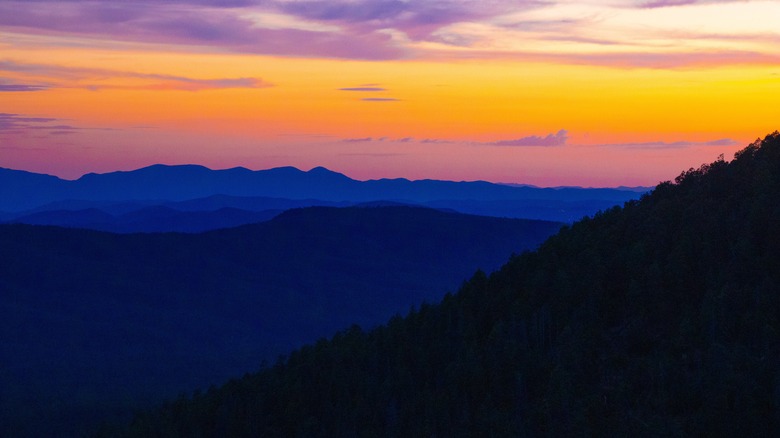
599,138,739,149
341,136,416,143
0,0,777,67
337,133,737,150
0,59,271,91
0,112,122,138
0,1,406,60
0,83,49,92
339,132,569,146
490,130,568,147
641,0,698,9
339,87,386,92
0,113,76,134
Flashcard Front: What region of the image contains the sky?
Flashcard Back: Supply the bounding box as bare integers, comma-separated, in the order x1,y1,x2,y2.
1,0,778,187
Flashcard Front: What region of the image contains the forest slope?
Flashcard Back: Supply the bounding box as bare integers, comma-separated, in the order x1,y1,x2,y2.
117,132,780,437
0,206,561,437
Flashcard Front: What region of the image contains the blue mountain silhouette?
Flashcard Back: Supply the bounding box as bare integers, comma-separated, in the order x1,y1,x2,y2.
1,165,645,224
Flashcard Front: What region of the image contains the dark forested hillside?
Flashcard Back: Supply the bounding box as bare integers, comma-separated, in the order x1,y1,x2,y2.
0,206,560,437
114,133,780,437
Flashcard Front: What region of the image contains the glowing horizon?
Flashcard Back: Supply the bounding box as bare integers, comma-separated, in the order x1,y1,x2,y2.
1,0,778,187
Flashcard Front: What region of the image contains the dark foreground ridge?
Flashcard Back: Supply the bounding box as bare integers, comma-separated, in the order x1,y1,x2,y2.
0,206,561,437
109,132,780,436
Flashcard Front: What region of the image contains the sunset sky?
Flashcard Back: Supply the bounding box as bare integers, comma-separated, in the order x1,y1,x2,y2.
1,0,778,186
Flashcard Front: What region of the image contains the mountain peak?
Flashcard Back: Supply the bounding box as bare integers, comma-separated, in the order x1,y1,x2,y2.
110,132,780,437
1,162,644,216
306,166,353,181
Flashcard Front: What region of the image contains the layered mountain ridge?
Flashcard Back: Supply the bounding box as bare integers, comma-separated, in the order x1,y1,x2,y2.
1,165,645,225
109,132,780,436
0,205,561,437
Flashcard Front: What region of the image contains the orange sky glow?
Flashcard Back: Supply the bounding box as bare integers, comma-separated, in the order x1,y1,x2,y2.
1,0,778,186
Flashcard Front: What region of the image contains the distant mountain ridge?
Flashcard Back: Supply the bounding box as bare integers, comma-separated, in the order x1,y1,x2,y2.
8,206,282,233
106,132,780,437
4,195,357,233
0,165,645,224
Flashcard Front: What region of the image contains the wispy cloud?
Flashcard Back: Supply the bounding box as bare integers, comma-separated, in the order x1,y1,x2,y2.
1,0,776,67
420,138,454,144
342,137,375,143
640,0,698,9
362,97,399,102
698,138,739,146
339,87,386,92
490,130,568,147
113,76,268,91
0,81,49,92
338,133,739,150
0,112,123,139
337,84,397,100
0,59,271,91
339,152,404,158
0,0,532,61
341,136,414,143
0,1,406,60
276,0,517,42
601,138,738,149
0,113,56,129
0,113,79,136
341,133,569,146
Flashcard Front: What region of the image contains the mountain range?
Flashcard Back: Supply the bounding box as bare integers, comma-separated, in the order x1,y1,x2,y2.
105,132,780,436
1,165,646,227
0,205,562,437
